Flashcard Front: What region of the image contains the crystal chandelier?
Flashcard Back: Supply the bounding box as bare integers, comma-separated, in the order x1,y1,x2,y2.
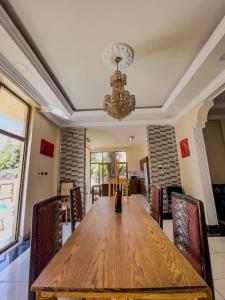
103,56,135,120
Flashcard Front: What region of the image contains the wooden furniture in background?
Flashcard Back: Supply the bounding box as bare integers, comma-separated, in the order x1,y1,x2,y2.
32,195,210,300
130,178,140,194
28,196,63,300
60,181,73,223
91,184,101,204
172,192,215,300
70,186,84,232
140,156,148,171
140,178,146,195
151,186,163,228
108,178,128,197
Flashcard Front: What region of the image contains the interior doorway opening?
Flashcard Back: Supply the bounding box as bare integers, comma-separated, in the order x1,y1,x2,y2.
203,91,225,234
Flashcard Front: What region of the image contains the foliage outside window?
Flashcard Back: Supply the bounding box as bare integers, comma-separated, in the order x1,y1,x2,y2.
91,151,127,187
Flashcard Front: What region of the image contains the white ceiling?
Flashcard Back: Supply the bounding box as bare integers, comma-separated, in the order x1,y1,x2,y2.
87,126,147,150
1,0,225,131
6,0,225,110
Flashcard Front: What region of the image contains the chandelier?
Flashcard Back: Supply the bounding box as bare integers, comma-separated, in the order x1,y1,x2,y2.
103,56,135,120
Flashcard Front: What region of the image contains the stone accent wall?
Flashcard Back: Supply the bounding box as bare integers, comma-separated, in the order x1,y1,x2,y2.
146,125,181,213
60,128,86,208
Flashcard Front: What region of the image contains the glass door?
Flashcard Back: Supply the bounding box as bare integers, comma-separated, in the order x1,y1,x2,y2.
0,85,29,251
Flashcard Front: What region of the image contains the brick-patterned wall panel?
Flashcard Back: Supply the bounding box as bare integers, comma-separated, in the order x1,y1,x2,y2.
60,128,86,207
146,125,181,213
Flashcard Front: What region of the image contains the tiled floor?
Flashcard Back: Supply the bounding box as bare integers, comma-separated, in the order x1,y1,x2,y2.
0,194,225,300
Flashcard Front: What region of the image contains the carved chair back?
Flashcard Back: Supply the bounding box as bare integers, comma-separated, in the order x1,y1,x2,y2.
151,186,163,228
172,192,214,300
70,186,83,232
29,196,63,300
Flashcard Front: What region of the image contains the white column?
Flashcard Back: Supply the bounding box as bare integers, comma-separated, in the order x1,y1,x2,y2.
193,123,218,226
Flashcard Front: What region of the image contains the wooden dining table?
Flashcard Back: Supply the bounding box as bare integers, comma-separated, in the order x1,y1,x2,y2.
32,195,211,300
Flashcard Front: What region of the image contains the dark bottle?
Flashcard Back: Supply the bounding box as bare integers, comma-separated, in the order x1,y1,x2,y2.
115,190,122,213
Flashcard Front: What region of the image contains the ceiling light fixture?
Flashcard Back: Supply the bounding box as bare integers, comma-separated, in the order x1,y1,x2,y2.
103,43,135,120
129,136,135,142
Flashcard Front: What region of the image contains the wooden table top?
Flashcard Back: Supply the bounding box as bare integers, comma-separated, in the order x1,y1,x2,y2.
32,195,209,300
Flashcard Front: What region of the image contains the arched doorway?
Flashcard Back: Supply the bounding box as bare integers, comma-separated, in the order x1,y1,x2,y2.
203,92,225,234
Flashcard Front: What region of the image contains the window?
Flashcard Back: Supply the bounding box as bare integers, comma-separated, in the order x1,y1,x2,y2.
90,151,127,187
0,85,30,252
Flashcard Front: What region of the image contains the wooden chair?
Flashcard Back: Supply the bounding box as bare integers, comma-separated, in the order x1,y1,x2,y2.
108,178,129,197
151,186,163,228
172,192,215,300
70,186,84,232
60,181,74,223
28,195,63,300
91,184,101,204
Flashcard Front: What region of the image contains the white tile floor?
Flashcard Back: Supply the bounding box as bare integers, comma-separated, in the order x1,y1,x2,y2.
0,195,225,300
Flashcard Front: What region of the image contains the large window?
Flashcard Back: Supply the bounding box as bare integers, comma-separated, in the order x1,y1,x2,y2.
91,151,127,187
0,85,29,252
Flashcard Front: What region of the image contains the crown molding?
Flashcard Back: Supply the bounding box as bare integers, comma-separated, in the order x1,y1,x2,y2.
1,3,225,124
0,52,50,109
40,111,64,127
174,69,225,122
62,118,175,128
162,16,225,112
0,4,73,115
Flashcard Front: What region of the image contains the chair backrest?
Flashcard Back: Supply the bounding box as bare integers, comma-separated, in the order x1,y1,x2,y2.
91,185,101,204
60,181,74,196
151,186,163,228
108,178,129,197
70,186,83,232
172,192,214,300
29,196,63,300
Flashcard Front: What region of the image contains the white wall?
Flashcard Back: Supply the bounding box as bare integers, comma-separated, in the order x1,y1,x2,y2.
20,110,60,238
126,145,148,177
174,101,218,226
204,120,225,184
175,109,204,199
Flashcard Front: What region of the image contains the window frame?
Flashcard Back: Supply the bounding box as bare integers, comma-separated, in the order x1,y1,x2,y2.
90,151,128,187
0,83,31,253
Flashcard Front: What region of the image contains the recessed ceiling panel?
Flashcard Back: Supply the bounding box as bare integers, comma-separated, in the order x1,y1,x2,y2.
8,0,225,110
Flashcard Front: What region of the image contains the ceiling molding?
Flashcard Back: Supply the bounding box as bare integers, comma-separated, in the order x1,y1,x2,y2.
62,118,175,128
40,112,64,127
0,52,49,109
1,2,225,124
72,107,162,118
0,3,73,115
174,69,225,122
162,16,225,112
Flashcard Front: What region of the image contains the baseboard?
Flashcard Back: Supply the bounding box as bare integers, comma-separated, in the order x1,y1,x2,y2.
207,225,221,236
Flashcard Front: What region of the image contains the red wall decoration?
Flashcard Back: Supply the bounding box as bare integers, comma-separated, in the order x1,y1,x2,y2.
40,139,54,157
180,138,190,158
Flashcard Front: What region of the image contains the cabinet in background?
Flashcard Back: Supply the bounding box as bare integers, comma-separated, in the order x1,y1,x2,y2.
130,179,140,194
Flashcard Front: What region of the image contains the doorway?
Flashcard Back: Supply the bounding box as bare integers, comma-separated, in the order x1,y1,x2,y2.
203,92,225,233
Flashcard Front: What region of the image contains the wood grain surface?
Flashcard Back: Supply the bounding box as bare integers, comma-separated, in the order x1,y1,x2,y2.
32,195,209,299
